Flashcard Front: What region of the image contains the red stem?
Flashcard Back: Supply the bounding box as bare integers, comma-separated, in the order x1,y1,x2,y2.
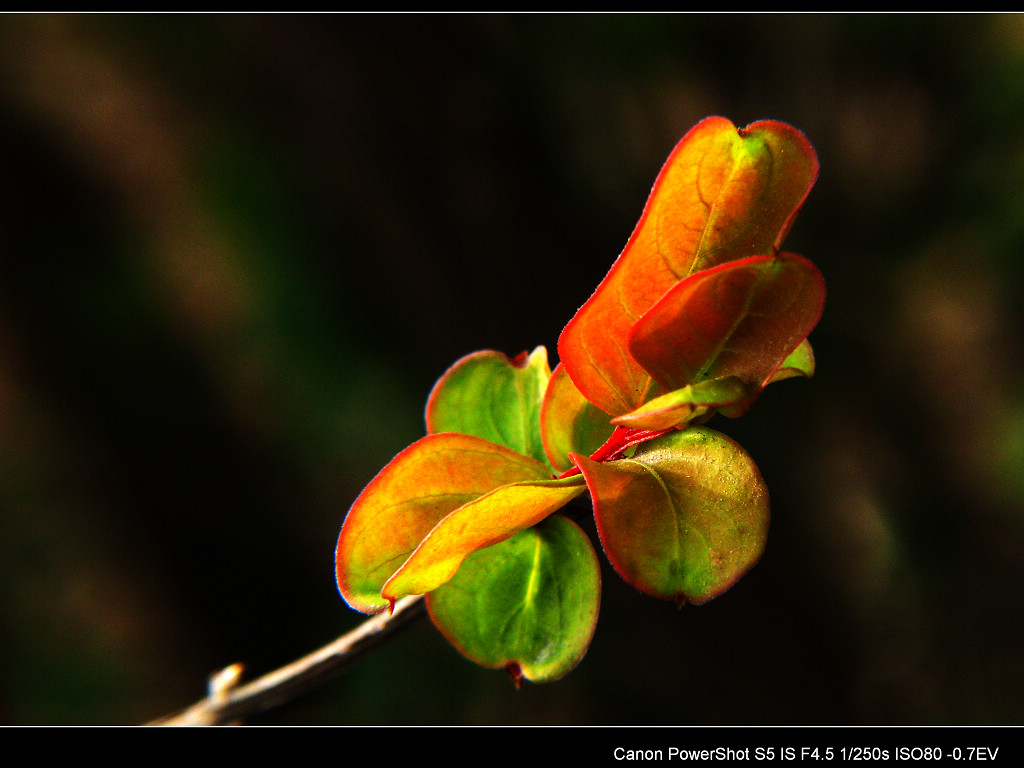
557,425,675,479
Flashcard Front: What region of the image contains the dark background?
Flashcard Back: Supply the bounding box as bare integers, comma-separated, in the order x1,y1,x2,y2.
1,13,1023,725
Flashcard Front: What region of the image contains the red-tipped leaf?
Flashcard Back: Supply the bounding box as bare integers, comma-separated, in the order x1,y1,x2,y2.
571,427,769,604
335,433,551,614
628,252,825,416
558,117,818,417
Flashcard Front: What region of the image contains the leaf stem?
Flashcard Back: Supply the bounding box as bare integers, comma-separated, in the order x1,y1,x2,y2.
147,594,426,726
557,425,676,479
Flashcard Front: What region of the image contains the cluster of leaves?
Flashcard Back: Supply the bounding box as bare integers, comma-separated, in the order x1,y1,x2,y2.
335,116,824,684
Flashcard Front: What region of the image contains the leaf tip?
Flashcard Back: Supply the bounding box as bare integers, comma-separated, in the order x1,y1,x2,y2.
505,661,524,688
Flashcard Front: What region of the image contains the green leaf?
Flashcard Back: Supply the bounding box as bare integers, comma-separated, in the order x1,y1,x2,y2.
426,514,601,683
610,376,750,431
335,433,552,614
558,117,818,417
767,337,816,383
381,474,587,603
539,363,616,474
628,253,825,417
571,427,769,604
425,346,552,466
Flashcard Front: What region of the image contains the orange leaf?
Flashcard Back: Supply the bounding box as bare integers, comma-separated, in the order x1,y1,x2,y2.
557,116,818,417
335,433,551,614
381,474,586,604
628,252,825,416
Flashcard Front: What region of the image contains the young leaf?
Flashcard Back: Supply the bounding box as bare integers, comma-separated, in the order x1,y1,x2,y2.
767,337,816,383
425,346,552,466
628,252,825,417
609,376,749,431
558,116,818,417
426,514,600,684
335,433,552,614
571,427,769,605
539,363,616,474
381,473,587,604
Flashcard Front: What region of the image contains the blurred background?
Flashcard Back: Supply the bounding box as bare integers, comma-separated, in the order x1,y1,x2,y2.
1,13,1023,725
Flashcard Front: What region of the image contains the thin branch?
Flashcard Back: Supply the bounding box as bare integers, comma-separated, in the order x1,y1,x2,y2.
148,594,427,726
